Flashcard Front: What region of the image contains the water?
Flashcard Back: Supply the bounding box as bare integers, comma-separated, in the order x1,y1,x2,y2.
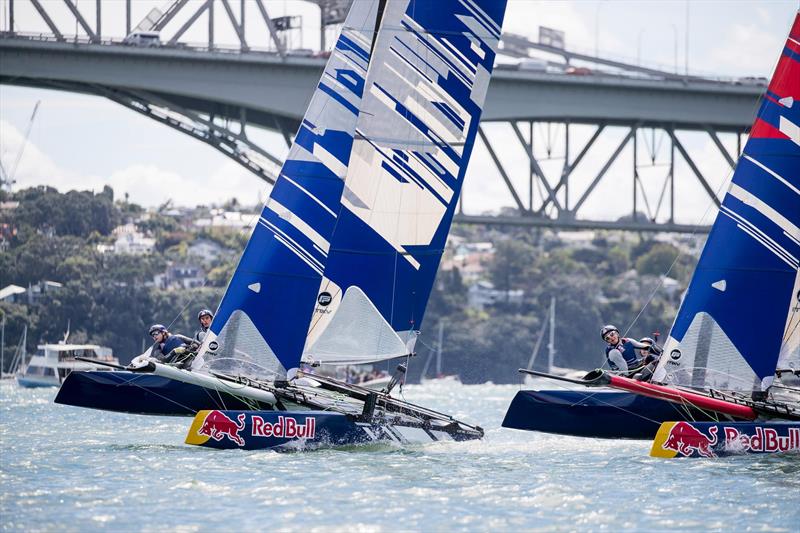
2,380,799,531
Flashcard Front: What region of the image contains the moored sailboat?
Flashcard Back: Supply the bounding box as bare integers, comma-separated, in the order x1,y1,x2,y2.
504,11,800,448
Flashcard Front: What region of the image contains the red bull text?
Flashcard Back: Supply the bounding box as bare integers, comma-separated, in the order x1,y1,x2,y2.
723,426,800,453
251,415,316,439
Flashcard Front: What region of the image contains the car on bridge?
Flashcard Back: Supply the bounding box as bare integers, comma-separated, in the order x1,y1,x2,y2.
123,31,161,48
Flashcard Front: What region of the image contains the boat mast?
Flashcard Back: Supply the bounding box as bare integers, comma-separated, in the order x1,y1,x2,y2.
436,321,444,376
547,297,556,373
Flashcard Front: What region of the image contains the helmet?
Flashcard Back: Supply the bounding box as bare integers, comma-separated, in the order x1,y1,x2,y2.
197,309,214,321
638,337,655,346
600,324,619,340
149,324,167,336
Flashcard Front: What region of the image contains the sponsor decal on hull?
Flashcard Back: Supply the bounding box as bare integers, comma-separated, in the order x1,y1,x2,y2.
251,415,316,439
652,421,800,458
196,410,246,446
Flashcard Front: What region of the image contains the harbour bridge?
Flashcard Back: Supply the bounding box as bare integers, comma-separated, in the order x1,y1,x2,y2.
0,0,764,233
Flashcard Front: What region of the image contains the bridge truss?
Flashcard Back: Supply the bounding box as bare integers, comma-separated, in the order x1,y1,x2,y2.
2,0,758,233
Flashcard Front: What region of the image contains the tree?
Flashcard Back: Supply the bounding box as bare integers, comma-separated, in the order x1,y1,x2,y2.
489,239,537,292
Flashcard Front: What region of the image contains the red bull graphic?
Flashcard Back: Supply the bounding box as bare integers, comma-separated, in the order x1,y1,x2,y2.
660,421,719,458
251,415,316,439
197,410,246,446
652,422,800,458
723,426,800,453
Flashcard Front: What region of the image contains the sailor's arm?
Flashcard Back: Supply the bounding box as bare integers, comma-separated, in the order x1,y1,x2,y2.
607,349,629,373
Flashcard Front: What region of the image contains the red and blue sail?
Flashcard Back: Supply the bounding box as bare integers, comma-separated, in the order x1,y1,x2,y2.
654,12,800,392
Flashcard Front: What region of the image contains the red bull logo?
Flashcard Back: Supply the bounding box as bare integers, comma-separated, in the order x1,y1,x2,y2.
723,426,800,453
197,410,246,446
661,421,718,457
251,415,316,439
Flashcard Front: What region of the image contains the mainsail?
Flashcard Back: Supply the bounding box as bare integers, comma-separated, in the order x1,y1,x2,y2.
200,0,507,374
653,12,800,393
196,1,381,376
305,0,507,359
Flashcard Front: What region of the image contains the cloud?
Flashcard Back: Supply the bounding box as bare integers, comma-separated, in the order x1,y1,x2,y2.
0,119,90,191
1,118,269,208
707,22,785,76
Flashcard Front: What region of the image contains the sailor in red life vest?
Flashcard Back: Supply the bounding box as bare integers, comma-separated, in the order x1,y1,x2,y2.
600,325,652,377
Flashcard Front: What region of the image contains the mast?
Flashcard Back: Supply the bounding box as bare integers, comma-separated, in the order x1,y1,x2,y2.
547,297,556,373
436,321,444,376
526,309,548,370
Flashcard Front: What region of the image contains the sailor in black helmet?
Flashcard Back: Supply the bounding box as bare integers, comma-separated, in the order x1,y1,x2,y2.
147,324,194,366
195,309,214,344
601,325,653,377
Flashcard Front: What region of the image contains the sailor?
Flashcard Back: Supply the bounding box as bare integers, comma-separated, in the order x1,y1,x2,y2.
148,324,194,366
600,325,651,376
195,309,214,344
632,336,663,382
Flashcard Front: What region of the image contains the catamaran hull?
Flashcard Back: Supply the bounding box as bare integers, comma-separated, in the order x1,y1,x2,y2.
651,421,800,458
502,389,722,439
54,370,274,416
185,409,472,450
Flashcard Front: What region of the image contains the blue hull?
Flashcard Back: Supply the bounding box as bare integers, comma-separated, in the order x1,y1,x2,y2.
54,371,274,416
502,389,720,440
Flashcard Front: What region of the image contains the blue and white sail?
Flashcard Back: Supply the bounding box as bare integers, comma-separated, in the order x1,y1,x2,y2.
653,12,800,393
303,0,508,365
195,1,381,377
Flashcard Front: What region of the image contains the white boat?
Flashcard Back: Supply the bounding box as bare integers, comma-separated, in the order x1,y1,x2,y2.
18,343,119,388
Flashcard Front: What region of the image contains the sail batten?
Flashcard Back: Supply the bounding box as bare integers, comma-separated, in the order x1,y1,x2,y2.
319,0,506,338
654,12,800,392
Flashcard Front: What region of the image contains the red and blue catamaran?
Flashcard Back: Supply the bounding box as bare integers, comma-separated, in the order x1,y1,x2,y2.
504,11,800,457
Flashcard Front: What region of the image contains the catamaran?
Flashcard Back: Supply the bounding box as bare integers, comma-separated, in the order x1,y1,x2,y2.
57,0,509,450
504,11,800,454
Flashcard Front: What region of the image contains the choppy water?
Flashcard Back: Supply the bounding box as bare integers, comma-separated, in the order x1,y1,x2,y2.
1,380,799,531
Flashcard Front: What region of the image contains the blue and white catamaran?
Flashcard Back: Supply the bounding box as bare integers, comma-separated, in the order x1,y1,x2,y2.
57,0,509,450
504,11,800,452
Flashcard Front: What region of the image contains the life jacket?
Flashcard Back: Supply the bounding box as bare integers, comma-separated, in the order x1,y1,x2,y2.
605,338,641,371
161,334,187,356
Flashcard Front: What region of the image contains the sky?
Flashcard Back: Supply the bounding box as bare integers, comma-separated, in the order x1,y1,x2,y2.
1,0,798,225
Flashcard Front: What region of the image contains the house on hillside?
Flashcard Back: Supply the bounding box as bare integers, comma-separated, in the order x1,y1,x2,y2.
467,280,524,311
0,281,63,305
97,223,156,255
154,263,205,290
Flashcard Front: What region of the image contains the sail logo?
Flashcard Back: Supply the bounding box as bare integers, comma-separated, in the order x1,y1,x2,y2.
317,292,332,306
723,426,800,453
251,415,316,439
